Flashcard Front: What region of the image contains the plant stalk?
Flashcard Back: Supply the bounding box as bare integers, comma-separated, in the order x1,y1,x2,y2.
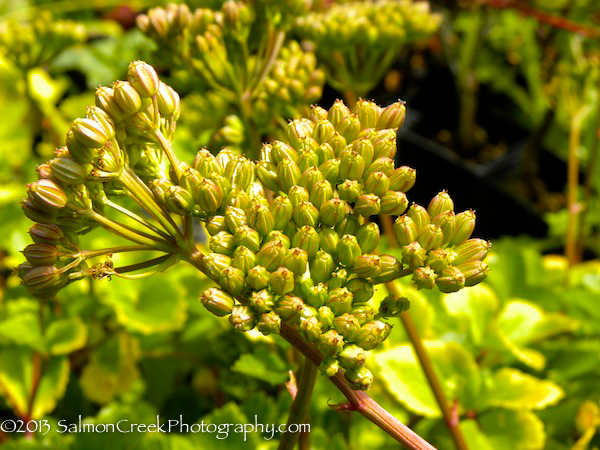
278,357,318,450
566,112,584,267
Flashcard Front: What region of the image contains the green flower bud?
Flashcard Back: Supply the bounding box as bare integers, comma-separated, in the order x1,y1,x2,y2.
299,314,322,342
21,199,58,225
311,106,329,123
16,262,34,278
313,119,336,144
209,231,236,257
95,86,125,123
339,151,365,181
427,191,454,218
389,166,416,192
309,180,334,210
380,190,409,215
256,161,280,192
337,114,361,142
364,157,394,179
207,173,231,200
49,157,85,185
436,266,466,293
233,225,261,253
354,99,381,130
352,254,381,278
297,149,319,174
29,224,64,245
246,265,270,290
247,203,275,238
156,81,180,118
292,226,320,259
379,295,410,317
298,166,325,193
371,254,402,283
319,198,347,227
249,289,276,313
195,178,223,215
315,143,335,166
334,313,361,341
328,100,351,128
451,210,476,245
417,224,444,251
407,204,430,231
232,245,256,274
256,239,288,272
306,283,328,308
23,243,60,266
27,179,68,210
335,214,359,237
229,305,256,332
265,230,291,249
165,186,195,215
128,61,159,97
328,133,347,157
364,172,390,197
225,206,248,232
370,129,397,160
433,210,456,245
319,158,341,184
351,305,377,326
257,311,281,335
179,164,202,192
338,344,366,369
113,80,142,115
225,156,255,191
412,266,437,289
337,234,362,267
193,149,223,178
351,138,374,168
270,196,294,231
327,287,353,315
292,201,319,228
64,129,93,164
346,278,374,304
318,330,345,357
426,248,456,273
310,250,335,283
22,265,66,295
457,260,489,287
453,238,490,266
219,266,246,296
356,223,380,254
206,215,226,236
272,141,299,165
337,179,363,203
287,119,314,150
328,268,348,291
275,294,305,320
288,185,310,209
402,241,427,269
316,306,334,329
318,227,339,258
355,320,392,350
270,266,295,295
283,247,309,277
345,366,373,390
86,106,116,142
354,194,381,217
377,101,406,129
215,147,237,174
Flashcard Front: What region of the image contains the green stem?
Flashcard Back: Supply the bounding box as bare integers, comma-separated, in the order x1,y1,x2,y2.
103,198,172,240
386,281,468,450
278,357,318,450
185,248,435,450
248,30,285,95
153,129,182,181
566,111,585,268
78,245,159,259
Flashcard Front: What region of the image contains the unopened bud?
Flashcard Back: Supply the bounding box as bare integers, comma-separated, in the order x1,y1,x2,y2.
246,265,270,291
27,179,68,210
292,226,320,259
377,101,406,129
327,287,353,315
229,305,256,332
337,234,362,267
275,294,304,320
128,61,159,97
318,330,345,357
232,246,256,274
457,260,489,287
453,238,490,266
339,151,365,181
451,210,476,245
201,287,235,317
346,278,374,304
436,266,466,293
23,244,60,266
338,344,366,369
354,99,381,129
354,194,381,217
257,311,281,335
389,166,416,192
29,224,64,245
328,100,351,128
113,80,142,115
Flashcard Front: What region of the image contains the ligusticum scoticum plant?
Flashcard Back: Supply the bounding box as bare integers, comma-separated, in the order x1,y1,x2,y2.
17,61,489,392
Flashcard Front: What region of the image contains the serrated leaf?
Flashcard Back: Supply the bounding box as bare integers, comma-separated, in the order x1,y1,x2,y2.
232,348,289,386
479,409,546,450
0,347,68,419
45,317,88,355
485,368,564,410
374,341,481,416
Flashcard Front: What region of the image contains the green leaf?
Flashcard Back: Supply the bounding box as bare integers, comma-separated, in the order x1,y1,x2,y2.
45,317,88,355
374,340,481,416
0,347,69,419
485,368,564,410
232,347,289,386
479,409,546,450
0,312,44,351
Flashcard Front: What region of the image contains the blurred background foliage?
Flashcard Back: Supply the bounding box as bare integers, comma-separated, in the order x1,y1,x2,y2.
0,0,599,449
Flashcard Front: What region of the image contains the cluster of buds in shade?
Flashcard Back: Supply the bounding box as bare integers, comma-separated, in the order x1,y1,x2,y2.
18,61,182,299
136,2,323,151
0,11,86,71
197,98,488,390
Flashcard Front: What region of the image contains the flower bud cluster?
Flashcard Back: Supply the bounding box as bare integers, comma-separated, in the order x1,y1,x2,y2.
0,11,86,70
295,1,441,51
394,193,490,293
197,99,418,390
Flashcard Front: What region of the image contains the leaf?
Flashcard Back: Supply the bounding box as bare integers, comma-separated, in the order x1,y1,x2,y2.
0,312,44,351
443,284,499,347
232,347,289,386
0,347,69,419
45,317,88,355
485,368,564,410
374,340,481,416
101,276,187,334
479,409,546,450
